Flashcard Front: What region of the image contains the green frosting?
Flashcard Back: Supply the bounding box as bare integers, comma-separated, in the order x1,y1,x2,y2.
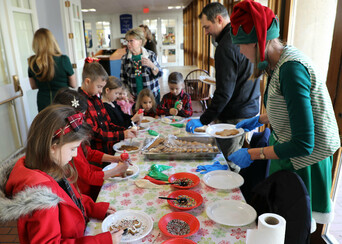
148,164,173,181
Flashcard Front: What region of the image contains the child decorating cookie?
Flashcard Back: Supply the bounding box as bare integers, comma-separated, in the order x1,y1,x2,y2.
0,105,123,243
78,58,137,155
53,87,130,200
102,76,143,129
134,88,159,118
157,72,193,117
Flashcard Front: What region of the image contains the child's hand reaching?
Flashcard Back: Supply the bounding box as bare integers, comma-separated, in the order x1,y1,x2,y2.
131,110,143,124
124,128,137,139
169,108,178,116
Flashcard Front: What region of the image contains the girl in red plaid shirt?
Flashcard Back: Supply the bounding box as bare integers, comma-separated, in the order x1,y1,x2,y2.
157,72,193,117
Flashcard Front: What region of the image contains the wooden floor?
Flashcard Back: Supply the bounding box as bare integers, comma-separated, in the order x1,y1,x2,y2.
0,221,19,244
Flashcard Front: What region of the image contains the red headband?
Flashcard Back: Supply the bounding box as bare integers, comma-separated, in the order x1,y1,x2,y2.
85,57,100,63
53,112,84,138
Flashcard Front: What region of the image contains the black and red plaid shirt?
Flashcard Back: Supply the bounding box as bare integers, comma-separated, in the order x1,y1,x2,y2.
78,88,125,155
157,90,193,117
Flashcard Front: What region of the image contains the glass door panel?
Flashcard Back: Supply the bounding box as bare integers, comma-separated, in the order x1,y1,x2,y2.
13,12,34,77
160,18,177,66
96,21,111,49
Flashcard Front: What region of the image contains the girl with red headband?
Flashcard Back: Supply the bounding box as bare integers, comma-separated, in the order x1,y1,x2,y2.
54,87,130,201
0,105,123,243
228,0,340,226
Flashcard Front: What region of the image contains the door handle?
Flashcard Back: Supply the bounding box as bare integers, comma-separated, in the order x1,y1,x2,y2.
12,75,20,92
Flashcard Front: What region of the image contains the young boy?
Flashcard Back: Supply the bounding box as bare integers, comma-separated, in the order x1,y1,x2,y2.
157,72,193,117
78,59,137,155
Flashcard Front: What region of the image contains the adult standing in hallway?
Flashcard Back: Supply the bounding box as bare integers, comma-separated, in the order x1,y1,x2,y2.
186,2,260,170
139,24,158,56
120,27,162,103
28,28,76,112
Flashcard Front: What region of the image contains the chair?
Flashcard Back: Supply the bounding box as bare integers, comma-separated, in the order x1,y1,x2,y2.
250,170,311,244
184,69,211,112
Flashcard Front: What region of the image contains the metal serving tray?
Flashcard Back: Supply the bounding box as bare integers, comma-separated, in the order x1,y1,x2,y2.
142,136,220,160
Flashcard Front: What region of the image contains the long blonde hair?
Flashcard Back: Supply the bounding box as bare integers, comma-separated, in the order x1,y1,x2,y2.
28,28,62,81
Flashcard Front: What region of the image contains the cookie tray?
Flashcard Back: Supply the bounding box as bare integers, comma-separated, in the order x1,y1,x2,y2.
141,136,220,160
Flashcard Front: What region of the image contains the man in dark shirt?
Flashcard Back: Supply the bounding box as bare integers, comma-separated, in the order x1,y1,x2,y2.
186,2,260,170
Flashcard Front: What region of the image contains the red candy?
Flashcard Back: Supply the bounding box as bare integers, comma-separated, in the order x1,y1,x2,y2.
138,109,144,114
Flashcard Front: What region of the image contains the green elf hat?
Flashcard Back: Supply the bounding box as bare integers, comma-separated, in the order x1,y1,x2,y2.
230,0,280,70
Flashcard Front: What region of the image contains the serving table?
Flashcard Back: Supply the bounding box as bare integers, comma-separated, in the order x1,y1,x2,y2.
85,118,255,243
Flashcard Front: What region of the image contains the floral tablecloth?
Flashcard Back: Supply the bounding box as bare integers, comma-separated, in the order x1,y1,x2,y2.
85,118,256,243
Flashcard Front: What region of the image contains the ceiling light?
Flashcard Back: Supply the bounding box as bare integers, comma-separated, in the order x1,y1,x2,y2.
168,6,174,9
82,8,96,12
175,6,182,9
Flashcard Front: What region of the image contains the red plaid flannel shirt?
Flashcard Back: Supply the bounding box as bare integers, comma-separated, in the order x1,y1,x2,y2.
78,88,125,155
157,90,193,117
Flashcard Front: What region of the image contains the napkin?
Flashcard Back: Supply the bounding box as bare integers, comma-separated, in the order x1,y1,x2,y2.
196,161,228,174
135,179,163,189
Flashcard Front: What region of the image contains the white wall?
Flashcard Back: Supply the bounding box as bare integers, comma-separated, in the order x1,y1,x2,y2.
290,0,337,81
35,0,67,53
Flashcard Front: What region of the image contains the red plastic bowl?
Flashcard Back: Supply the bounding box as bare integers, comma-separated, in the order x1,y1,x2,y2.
168,172,200,189
162,238,196,244
167,190,203,210
158,212,200,238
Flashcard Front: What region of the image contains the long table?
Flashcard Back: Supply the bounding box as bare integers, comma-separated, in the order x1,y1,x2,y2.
85,118,255,243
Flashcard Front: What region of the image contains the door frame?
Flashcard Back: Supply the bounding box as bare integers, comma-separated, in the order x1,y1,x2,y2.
0,0,40,144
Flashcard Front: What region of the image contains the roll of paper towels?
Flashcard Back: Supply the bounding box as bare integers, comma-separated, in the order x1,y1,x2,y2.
246,213,286,244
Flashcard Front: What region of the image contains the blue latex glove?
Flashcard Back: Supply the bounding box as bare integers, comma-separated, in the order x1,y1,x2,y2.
186,119,203,133
236,116,263,132
228,148,253,169
196,161,228,174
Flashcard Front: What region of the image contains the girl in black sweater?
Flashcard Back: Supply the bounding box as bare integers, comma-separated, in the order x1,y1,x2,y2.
102,76,142,128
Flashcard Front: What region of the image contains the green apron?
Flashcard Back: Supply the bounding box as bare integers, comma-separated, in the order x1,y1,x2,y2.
269,132,332,214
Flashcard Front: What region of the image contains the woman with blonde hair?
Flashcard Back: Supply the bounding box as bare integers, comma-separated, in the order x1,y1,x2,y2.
120,27,162,103
28,28,76,111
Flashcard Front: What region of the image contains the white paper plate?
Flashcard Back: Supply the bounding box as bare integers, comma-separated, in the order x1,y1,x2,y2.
113,140,141,153
203,170,244,190
140,116,155,125
162,116,185,124
138,125,150,132
102,163,139,181
102,210,153,243
206,124,244,139
206,200,257,226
